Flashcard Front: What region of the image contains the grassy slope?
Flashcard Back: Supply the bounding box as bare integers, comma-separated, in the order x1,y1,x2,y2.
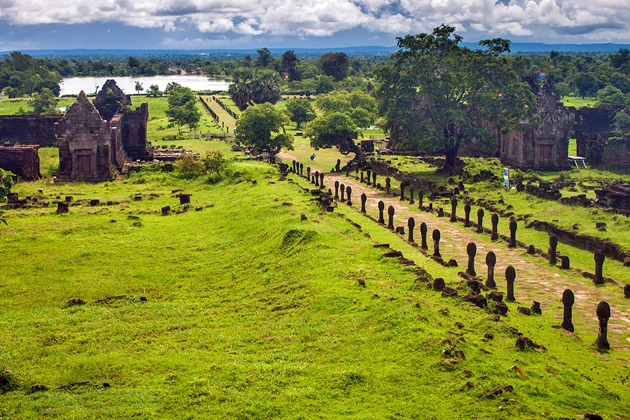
1,163,629,419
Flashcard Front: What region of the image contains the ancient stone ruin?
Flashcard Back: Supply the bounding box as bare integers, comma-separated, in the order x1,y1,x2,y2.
0,115,62,147
0,144,41,180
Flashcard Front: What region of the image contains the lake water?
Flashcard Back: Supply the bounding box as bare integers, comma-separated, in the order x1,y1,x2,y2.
60,76,232,96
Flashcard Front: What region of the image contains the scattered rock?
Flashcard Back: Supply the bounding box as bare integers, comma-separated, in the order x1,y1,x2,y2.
517,306,532,316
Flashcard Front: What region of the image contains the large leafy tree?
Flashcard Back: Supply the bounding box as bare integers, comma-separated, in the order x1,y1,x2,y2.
281,50,300,81
28,88,59,114
304,112,358,155
0,168,15,225
235,103,293,158
596,85,628,107
317,53,350,81
374,25,535,170
166,85,201,133
285,98,316,129
315,90,377,127
228,69,281,111
574,73,599,98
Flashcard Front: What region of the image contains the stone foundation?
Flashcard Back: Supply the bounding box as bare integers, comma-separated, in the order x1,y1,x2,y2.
0,144,41,180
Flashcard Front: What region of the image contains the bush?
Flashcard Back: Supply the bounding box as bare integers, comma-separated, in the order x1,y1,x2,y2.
175,154,206,179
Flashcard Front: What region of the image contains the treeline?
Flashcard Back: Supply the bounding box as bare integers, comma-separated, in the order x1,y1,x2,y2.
0,52,62,98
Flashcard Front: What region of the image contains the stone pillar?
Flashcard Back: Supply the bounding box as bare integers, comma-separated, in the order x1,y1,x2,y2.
307,166,311,182
464,204,471,227
594,252,605,285
561,289,574,332
387,206,395,230
486,251,496,289
320,172,324,186
385,177,391,194
346,186,352,206
340,184,346,202
418,190,424,209
549,235,558,265
509,218,518,248
595,301,611,350
300,163,304,176
476,208,484,233
505,265,516,302
366,170,371,185
334,181,339,199
420,222,428,250
355,168,359,179
378,201,385,224
57,202,69,214
466,242,477,276
361,193,367,213
409,185,415,205
491,214,499,240
432,229,441,257
400,182,405,201
292,160,296,173
360,172,364,183
561,256,570,269
372,172,377,186
336,159,341,172
314,171,319,186
450,197,457,222
624,284,630,298
408,217,415,242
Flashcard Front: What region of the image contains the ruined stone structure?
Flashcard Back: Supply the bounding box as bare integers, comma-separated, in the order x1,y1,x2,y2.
120,102,151,161
574,106,630,167
0,144,41,180
460,81,574,170
0,115,62,147
55,91,124,181
92,79,132,121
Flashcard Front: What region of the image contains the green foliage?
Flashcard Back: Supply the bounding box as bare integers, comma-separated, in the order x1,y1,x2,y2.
613,109,630,135
284,98,316,129
28,88,59,114
134,81,144,94
228,69,282,111
0,51,61,97
166,86,201,133
316,90,377,128
175,154,206,179
574,73,599,98
375,25,535,169
596,85,628,107
281,50,300,81
146,84,163,97
317,52,350,81
0,168,15,226
164,82,180,95
304,112,358,155
236,103,293,156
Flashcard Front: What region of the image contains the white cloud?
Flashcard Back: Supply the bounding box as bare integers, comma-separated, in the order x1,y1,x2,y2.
1,0,629,42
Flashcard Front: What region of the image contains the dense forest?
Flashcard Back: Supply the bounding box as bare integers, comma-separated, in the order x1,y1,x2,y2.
1,46,630,108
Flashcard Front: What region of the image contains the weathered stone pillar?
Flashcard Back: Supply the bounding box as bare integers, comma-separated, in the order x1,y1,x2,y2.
491,214,499,240
307,166,311,182
561,256,570,269
360,172,364,183
336,159,341,172
420,222,428,249
366,170,372,185
314,171,319,186
466,242,477,276
334,181,339,199
320,172,324,186
476,208,484,233
408,217,415,242
372,172,377,186
486,251,496,288
378,201,385,224
400,182,405,201
340,184,346,202
549,235,558,265
57,202,69,214
561,289,574,332
506,265,516,302
418,190,424,209
464,204,471,227
594,252,605,285
509,218,518,248
299,163,303,176
450,197,457,222
624,284,630,298
387,206,395,230
432,229,441,257
385,177,391,194
595,301,611,350
361,193,367,213
346,186,352,206
409,185,415,205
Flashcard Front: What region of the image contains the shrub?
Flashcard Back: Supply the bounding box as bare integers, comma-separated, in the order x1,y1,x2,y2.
175,154,206,179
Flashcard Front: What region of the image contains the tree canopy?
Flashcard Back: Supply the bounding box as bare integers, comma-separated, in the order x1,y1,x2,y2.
317,53,350,81
304,112,358,155
284,98,316,129
235,103,293,157
28,88,59,114
166,85,201,133
228,69,282,111
374,25,535,169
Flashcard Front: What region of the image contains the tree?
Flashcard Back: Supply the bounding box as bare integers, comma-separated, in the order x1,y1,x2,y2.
235,103,293,158
596,85,628,107
281,50,300,81
374,25,535,170
28,88,59,114
147,84,163,97
304,112,359,155
128,56,140,69
285,98,316,129
135,81,144,94
164,82,181,95
315,90,377,127
166,86,201,133
611,73,630,94
256,48,272,68
228,69,281,111
318,52,350,81
613,110,630,135
0,168,15,225
574,73,599,98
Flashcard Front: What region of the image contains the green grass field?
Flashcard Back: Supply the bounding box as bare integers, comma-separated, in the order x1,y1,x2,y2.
561,96,598,108
2,163,630,419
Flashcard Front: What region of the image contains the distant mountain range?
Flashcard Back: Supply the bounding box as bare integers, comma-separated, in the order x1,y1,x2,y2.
3,43,630,57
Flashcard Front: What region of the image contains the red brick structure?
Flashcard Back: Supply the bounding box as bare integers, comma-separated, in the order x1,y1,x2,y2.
0,144,41,180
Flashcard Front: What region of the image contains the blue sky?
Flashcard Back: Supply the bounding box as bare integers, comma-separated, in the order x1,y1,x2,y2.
1,1,630,50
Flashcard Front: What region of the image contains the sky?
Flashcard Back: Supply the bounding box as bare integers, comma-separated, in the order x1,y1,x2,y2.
1,0,630,50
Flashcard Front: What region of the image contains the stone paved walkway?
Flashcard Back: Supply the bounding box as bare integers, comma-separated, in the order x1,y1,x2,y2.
314,170,630,349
